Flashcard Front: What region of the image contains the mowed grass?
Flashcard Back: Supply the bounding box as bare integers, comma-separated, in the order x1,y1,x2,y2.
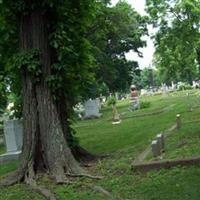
1,90,200,200
163,123,200,159
0,144,5,155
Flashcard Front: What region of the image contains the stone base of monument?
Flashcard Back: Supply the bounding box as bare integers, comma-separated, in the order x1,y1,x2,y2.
84,113,102,120
112,120,121,125
0,150,21,163
111,106,121,125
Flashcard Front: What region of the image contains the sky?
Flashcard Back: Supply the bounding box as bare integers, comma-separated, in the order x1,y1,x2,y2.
111,0,155,69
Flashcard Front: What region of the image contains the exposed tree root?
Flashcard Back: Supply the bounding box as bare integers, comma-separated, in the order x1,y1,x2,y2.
54,174,73,185
0,170,23,188
91,185,114,198
90,185,125,200
23,162,56,200
65,173,103,180
26,179,57,200
0,172,56,200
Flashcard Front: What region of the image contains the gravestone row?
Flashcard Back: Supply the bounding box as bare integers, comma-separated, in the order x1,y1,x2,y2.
151,114,182,158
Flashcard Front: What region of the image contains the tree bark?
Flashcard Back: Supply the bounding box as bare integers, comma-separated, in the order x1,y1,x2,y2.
15,8,84,183
56,97,96,162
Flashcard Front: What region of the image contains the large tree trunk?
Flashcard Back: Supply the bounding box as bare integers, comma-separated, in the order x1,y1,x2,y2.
56,98,96,162
2,9,86,186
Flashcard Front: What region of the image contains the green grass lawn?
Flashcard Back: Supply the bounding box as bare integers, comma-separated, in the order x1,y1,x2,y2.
1,90,200,200
0,144,5,155
163,122,200,159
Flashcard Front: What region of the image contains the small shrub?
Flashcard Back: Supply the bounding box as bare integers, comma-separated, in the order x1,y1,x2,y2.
177,83,192,91
107,96,117,106
140,101,151,109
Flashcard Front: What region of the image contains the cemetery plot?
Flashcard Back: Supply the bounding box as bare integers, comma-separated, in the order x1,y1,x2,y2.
162,123,200,160
132,91,200,172
1,90,200,200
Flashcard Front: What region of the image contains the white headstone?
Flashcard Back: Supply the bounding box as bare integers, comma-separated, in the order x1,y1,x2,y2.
84,99,101,119
192,80,200,88
0,119,23,163
171,81,176,91
95,98,101,110
162,83,168,94
140,89,148,96
4,120,23,152
156,134,164,151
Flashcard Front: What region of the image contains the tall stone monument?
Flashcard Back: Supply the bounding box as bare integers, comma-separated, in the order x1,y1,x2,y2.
0,119,23,163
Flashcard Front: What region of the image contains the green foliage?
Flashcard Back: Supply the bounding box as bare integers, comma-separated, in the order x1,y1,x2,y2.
177,82,193,91
11,49,42,82
0,161,18,177
107,96,117,106
132,67,162,89
140,101,151,109
0,75,7,115
7,93,22,119
2,49,41,118
87,1,148,93
0,0,149,120
146,0,200,84
47,0,96,103
0,0,97,117
140,67,161,88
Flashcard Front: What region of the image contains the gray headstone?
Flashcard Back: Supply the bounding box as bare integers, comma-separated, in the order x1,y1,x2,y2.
171,81,176,91
4,120,23,152
0,119,23,163
162,83,168,94
176,114,181,129
84,99,101,119
151,140,160,157
156,134,164,151
131,97,140,110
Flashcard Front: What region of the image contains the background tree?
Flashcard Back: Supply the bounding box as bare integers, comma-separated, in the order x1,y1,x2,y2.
87,1,148,94
146,0,200,84
134,67,161,89
0,72,7,115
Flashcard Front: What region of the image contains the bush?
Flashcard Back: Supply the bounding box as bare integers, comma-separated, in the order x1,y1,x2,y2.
177,82,192,91
107,96,117,106
140,101,151,109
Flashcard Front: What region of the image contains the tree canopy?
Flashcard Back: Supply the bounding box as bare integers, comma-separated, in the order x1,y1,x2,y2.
85,1,148,95
0,0,148,114
146,0,200,84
